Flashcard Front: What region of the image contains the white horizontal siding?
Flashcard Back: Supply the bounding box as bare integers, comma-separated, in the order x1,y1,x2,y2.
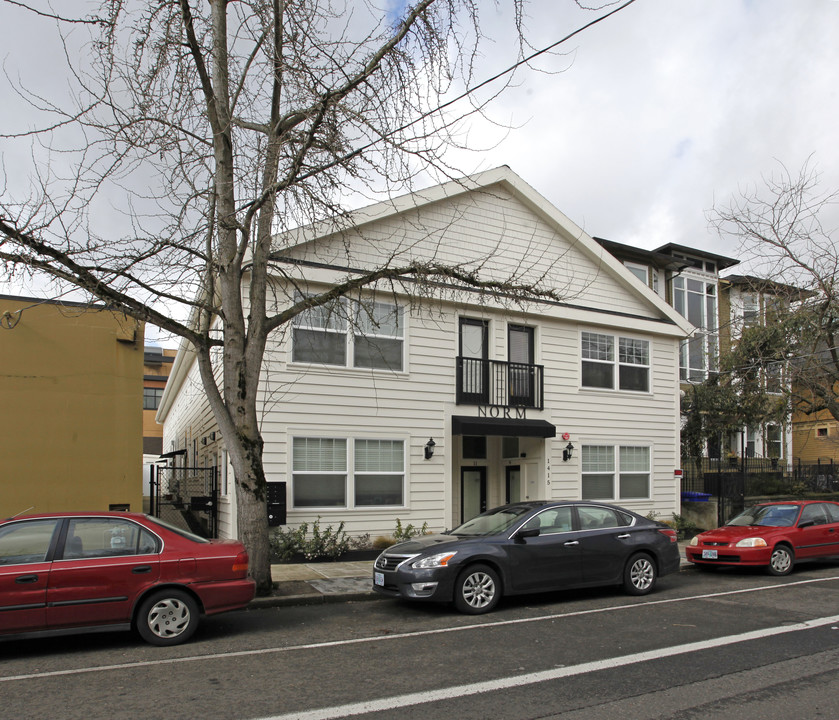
280,187,656,321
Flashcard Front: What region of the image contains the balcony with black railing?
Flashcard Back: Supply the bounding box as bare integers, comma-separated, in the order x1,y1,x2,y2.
456,357,544,410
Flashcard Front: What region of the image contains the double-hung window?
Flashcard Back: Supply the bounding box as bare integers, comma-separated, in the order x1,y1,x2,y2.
581,332,649,392
292,437,405,508
765,425,782,458
292,298,348,366
354,301,404,371
581,445,650,500
354,439,404,506
292,295,403,370
292,438,347,507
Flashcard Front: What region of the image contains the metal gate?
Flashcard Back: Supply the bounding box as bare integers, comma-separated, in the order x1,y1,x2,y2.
702,467,746,527
150,465,218,538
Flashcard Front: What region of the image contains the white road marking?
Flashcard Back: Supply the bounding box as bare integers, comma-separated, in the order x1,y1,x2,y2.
257,614,839,720
1,573,838,684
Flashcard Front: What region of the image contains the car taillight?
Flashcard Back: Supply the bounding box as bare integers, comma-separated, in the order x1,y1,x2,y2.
232,551,249,575
658,528,678,543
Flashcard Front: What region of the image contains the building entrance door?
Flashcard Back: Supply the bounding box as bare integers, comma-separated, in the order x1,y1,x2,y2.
461,467,487,523
506,465,521,504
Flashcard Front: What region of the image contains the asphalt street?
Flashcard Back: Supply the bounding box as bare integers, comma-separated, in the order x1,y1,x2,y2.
3,562,839,720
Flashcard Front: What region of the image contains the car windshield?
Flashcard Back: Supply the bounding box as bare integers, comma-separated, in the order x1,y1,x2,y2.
450,505,537,537
726,504,800,528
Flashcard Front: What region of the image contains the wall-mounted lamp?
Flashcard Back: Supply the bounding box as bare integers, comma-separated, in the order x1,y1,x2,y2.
424,438,436,460
563,442,575,462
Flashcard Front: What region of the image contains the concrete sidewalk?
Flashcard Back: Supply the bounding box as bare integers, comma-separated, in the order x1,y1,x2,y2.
249,560,378,609
249,543,695,609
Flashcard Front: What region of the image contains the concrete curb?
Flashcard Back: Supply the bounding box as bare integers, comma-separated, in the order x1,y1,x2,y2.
248,590,384,610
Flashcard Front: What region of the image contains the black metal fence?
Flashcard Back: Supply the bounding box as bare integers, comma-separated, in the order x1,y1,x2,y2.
681,457,839,525
150,465,218,538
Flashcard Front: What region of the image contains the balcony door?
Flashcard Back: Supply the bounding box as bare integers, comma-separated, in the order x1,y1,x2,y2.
459,318,489,404
508,325,535,406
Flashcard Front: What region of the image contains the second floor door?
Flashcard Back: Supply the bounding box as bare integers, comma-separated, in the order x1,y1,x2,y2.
459,318,489,404
508,324,535,406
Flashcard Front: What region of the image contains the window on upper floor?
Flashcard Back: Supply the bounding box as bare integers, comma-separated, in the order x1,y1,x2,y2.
291,295,404,371
742,293,760,326
143,387,164,410
581,332,650,392
624,262,649,286
672,275,718,382
765,362,783,394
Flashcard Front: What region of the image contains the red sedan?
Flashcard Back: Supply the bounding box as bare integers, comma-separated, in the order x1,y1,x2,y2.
685,500,839,576
0,512,255,646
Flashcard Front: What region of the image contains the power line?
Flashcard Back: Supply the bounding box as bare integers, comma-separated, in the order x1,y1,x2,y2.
287,0,640,189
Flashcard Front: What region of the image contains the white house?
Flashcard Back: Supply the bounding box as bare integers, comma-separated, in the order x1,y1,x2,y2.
158,167,693,540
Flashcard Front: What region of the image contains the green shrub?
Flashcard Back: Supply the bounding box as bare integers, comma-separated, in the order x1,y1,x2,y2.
269,517,351,561
671,513,700,541
393,518,429,542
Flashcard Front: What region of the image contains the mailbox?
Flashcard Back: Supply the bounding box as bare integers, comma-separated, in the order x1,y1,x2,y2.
267,482,287,527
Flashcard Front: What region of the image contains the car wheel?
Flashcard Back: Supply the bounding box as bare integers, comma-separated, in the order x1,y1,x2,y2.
453,564,501,614
623,553,657,595
136,589,200,646
767,544,794,576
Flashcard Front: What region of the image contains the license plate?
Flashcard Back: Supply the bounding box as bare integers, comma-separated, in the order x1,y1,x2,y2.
702,549,718,560
374,572,384,586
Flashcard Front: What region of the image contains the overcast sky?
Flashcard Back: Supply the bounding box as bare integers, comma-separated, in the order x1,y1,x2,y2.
445,0,839,261
2,0,838,308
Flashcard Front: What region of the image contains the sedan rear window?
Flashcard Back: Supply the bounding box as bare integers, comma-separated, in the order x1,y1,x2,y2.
145,515,210,543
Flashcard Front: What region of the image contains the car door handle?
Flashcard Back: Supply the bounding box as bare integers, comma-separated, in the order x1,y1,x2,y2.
15,575,39,584
564,541,579,547
131,566,152,574
617,534,631,539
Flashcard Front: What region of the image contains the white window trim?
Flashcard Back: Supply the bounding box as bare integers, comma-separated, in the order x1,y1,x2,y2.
673,272,719,382
580,330,651,394
580,444,652,501
623,261,649,287
290,435,408,511
290,296,407,373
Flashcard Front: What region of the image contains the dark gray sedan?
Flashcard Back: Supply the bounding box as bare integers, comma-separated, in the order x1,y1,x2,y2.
372,501,680,614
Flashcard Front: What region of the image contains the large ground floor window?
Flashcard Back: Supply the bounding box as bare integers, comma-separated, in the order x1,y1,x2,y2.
581,445,650,501
292,437,405,508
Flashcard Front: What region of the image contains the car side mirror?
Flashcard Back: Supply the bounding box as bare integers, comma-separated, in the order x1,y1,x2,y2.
515,527,540,541
797,520,815,529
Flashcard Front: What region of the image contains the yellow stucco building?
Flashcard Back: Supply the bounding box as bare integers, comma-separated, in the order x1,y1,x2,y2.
1,295,144,515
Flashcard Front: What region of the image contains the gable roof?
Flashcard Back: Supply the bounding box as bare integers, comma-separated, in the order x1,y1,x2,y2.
272,166,693,335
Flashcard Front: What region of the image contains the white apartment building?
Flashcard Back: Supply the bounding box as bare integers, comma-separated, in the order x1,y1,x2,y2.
158,167,692,539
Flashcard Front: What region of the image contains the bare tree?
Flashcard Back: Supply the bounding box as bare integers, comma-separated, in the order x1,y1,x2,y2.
712,161,839,435
0,0,618,593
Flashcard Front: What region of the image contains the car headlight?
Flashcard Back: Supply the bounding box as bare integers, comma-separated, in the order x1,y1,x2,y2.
412,551,457,569
735,537,768,548
689,537,699,546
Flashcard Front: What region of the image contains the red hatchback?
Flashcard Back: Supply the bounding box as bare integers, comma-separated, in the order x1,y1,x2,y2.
0,512,255,646
685,500,839,576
